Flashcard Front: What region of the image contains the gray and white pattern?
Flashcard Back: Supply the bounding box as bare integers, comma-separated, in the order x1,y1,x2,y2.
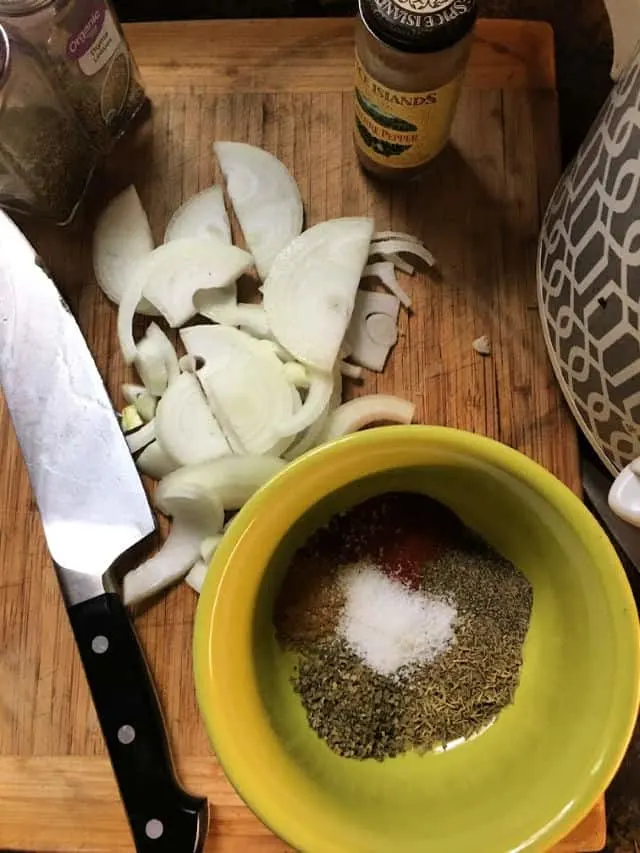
538,50,640,476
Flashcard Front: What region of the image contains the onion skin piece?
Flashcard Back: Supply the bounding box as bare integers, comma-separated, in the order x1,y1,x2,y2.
319,395,415,441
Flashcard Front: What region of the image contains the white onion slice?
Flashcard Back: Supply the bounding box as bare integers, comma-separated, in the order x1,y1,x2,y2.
366,313,398,347
373,230,423,243
136,238,253,328
122,384,157,422
214,141,303,279
164,186,231,244
339,360,363,380
200,534,223,564
134,323,180,396
276,368,333,438
283,372,342,461
263,217,374,371
121,404,143,432
194,283,238,323
369,237,436,268
363,262,411,308
155,372,230,466
185,559,208,593
181,325,297,455
124,419,156,454
159,454,285,512
386,253,415,275
135,440,179,479
92,185,158,316
283,361,310,388
346,290,400,373
320,395,415,441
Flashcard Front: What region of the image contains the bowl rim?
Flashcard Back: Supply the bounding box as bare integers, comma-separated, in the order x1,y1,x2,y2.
193,425,640,853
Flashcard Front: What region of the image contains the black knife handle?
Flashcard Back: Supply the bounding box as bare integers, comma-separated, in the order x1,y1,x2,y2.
67,592,209,853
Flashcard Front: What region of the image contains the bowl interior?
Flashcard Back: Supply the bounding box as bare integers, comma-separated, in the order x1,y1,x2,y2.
195,428,639,853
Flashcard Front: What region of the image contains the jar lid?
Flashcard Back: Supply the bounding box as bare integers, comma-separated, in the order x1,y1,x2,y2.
360,0,477,54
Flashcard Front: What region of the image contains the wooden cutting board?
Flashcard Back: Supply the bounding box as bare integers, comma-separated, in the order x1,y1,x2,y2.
0,17,607,853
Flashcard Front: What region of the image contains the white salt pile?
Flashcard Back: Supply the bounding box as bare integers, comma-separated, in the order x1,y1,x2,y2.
337,563,457,677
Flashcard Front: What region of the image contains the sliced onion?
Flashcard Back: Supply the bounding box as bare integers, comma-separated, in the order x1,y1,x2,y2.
386,253,415,275
369,237,436,268
194,283,238,323
283,372,342,460
136,237,253,328
121,404,143,432
122,384,157,422
135,440,179,479
164,186,231,244
276,368,333,438
155,372,230,466
283,361,310,388
200,534,223,563
185,559,208,593
158,454,286,512
134,323,180,396
92,185,158,315
124,419,156,454
181,325,298,455
320,395,415,441
373,230,422,243
363,261,411,308
262,217,374,371
339,360,363,380
123,520,211,606
214,141,303,279
346,290,400,373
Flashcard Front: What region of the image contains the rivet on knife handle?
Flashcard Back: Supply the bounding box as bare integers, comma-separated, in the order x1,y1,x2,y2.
67,591,209,852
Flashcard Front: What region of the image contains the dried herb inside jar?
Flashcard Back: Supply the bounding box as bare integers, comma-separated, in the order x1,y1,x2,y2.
0,105,96,221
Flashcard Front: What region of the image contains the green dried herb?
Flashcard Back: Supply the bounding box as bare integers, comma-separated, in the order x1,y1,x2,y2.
279,512,533,761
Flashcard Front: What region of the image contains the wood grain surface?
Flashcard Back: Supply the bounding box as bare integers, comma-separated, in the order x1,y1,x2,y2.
0,17,605,853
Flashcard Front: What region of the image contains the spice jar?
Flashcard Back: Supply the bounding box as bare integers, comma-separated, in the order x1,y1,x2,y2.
0,0,147,222
0,24,98,221
354,0,477,179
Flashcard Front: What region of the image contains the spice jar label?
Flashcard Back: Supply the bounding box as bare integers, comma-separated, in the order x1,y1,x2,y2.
354,52,463,168
66,1,122,77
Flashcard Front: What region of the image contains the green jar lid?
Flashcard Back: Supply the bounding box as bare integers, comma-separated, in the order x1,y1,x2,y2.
360,0,477,54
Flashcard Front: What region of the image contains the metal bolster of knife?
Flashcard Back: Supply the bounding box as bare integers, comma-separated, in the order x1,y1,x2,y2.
54,533,155,607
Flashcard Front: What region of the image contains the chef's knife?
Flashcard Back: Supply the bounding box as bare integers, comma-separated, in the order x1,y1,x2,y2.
582,454,640,574
0,212,208,852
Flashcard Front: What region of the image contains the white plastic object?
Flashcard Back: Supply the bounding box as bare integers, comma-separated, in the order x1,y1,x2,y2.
608,462,640,527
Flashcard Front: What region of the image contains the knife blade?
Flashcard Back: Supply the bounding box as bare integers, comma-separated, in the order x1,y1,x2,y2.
582,454,640,573
0,212,208,852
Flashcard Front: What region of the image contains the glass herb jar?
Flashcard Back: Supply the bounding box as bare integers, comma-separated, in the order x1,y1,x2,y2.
0,0,147,222
354,0,477,179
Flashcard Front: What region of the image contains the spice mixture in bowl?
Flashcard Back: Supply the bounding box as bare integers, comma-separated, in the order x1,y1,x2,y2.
194,426,640,853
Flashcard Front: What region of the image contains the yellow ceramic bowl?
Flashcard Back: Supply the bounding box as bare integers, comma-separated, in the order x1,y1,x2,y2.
194,426,640,853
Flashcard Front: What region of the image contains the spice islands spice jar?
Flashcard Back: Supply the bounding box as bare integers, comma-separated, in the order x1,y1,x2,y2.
354,0,477,178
